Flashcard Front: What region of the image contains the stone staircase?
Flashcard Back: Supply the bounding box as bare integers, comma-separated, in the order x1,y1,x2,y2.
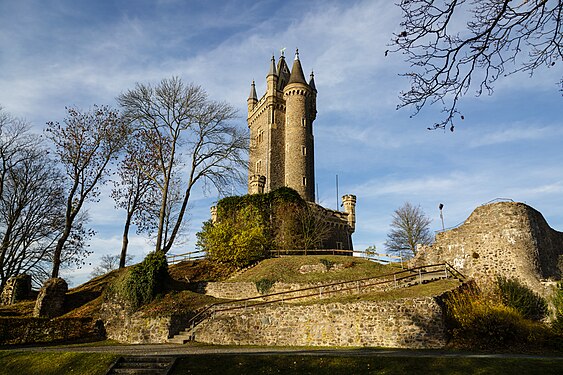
105,356,176,374
168,331,192,345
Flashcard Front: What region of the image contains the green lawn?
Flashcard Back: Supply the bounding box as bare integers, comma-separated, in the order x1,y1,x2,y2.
229,255,399,284
1,350,562,374
0,351,118,375
173,354,563,375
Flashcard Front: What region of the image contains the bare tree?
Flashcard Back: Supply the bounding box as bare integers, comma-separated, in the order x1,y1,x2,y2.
118,77,247,253
46,106,129,278
111,136,160,268
393,0,563,131
0,107,36,201
384,202,433,256
296,204,332,254
90,253,135,278
0,108,90,287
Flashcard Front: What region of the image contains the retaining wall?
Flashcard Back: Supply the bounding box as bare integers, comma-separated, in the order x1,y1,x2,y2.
194,296,447,348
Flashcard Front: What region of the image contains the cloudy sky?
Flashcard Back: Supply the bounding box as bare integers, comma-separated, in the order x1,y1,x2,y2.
1,0,561,285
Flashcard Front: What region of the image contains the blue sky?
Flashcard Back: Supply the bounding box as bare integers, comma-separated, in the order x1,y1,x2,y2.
1,0,562,285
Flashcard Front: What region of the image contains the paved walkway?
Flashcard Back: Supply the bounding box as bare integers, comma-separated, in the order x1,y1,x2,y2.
6,343,563,360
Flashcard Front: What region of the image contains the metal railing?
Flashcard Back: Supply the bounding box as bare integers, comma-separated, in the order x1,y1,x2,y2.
167,250,206,264
269,248,353,256
172,262,465,342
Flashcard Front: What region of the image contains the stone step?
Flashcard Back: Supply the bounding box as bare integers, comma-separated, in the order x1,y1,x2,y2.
167,332,192,344
106,356,176,375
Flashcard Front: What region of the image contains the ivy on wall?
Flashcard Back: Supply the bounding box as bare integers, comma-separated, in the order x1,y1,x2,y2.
197,187,324,268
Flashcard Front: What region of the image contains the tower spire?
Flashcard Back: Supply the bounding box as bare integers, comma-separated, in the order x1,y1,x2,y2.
288,48,307,85
309,70,317,92
248,80,257,101
268,55,277,77
247,80,258,113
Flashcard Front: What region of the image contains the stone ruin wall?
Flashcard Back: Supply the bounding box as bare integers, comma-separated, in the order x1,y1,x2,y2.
413,202,563,296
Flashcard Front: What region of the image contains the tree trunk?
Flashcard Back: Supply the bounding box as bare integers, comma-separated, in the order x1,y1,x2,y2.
51,221,72,278
119,211,133,268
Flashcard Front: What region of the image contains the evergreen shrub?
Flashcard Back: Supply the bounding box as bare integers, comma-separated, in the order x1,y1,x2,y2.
110,251,169,310
552,282,563,334
255,278,275,295
496,276,548,321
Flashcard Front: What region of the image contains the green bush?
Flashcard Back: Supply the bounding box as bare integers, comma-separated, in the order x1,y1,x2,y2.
319,258,334,270
552,282,563,334
255,278,275,295
111,251,169,310
197,187,313,268
496,276,548,321
442,281,553,349
199,205,269,268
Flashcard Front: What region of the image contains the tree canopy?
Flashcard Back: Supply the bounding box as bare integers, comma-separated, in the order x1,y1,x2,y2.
394,0,562,131
118,77,247,254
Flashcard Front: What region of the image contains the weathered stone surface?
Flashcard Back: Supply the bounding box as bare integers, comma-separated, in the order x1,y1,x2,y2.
194,296,447,349
100,299,192,344
412,202,563,296
1,274,32,305
299,264,327,274
33,278,68,318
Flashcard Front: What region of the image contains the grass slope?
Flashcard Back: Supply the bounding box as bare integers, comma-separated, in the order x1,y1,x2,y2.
229,255,400,284
0,351,118,375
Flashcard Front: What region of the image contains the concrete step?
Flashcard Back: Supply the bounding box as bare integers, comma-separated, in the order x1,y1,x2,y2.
167,332,192,344
106,356,176,375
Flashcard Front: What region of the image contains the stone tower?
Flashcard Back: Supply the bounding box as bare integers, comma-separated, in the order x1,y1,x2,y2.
247,49,317,201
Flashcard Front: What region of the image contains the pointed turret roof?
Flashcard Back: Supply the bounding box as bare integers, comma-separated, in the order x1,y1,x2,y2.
287,49,307,85
308,71,317,92
276,52,291,90
248,80,257,101
267,55,277,77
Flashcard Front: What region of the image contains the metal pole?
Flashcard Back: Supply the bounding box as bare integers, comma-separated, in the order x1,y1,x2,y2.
439,203,445,231
336,174,339,211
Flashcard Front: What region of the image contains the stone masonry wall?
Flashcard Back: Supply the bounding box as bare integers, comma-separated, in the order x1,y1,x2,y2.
100,300,190,344
195,296,447,349
413,202,563,296
1,274,32,305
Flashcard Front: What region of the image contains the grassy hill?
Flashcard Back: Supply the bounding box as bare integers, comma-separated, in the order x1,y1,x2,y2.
0,256,454,320
228,255,401,284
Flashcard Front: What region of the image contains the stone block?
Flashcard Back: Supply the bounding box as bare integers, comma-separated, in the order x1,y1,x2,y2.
1,274,32,305
33,278,68,318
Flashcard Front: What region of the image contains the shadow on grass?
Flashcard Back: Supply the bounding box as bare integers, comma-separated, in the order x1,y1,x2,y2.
171,354,563,375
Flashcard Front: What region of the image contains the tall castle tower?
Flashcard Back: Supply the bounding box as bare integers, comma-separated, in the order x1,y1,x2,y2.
247,49,317,201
